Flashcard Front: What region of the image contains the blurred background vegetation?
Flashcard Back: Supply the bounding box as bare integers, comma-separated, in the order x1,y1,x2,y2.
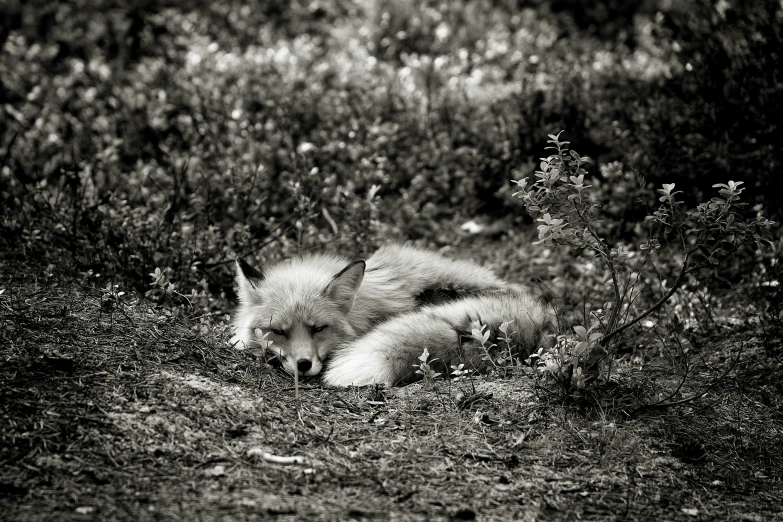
1,0,781,321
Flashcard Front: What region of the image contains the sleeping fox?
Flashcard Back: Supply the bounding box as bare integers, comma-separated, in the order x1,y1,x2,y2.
232,244,553,386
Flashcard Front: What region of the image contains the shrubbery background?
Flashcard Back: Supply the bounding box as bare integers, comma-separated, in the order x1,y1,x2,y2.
2,0,781,321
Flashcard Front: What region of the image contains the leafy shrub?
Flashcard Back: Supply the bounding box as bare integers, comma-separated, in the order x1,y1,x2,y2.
2,0,782,339
513,132,773,392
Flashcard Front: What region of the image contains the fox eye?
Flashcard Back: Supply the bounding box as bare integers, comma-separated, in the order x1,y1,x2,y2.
270,328,286,336
312,325,328,333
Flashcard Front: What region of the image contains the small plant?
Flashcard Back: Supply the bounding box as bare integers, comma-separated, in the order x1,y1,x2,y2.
514,131,773,393
147,267,196,309
497,320,519,366
147,267,177,299
414,347,442,384
449,363,472,381
471,321,497,367
253,328,275,352
528,321,606,392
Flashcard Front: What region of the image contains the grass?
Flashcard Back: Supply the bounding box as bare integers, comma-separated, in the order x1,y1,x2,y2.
2,256,782,521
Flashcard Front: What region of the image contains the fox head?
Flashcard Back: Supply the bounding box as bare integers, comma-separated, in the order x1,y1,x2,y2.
232,255,366,378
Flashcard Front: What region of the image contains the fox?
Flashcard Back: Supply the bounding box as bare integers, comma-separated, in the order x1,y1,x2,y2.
232,244,553,386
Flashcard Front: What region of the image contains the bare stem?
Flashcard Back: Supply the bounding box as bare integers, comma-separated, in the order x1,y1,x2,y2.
603,248,692,345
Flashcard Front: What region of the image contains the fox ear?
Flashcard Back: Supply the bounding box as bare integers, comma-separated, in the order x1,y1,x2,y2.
324,260,365,314
235,258,264,301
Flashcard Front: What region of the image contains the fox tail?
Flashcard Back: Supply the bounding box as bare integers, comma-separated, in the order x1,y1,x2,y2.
321,291,555,387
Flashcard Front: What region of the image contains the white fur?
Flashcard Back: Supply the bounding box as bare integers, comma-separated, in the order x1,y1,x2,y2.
322,292,555,387
233,244,509,350
232,244,549,385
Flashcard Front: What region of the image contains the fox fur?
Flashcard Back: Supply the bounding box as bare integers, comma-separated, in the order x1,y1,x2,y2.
322,291,552,386
233,244,553,386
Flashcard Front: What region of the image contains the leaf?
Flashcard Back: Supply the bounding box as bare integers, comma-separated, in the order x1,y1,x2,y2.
574,341,589,355
206,465,226,477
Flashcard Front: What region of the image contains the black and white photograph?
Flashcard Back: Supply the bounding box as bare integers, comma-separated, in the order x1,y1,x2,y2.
1,0,781,519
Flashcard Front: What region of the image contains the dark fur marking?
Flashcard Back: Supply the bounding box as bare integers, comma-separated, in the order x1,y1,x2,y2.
454,313,477,346
330,259,366,281
415,285,523,306
238,258,263,283
457,331,475,345
415,285,478,306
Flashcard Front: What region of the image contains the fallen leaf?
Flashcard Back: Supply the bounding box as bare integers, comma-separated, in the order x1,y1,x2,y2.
206,465,226,476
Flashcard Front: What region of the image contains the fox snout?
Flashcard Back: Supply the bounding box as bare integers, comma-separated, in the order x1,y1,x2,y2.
281,336,324,377
288,352,322,377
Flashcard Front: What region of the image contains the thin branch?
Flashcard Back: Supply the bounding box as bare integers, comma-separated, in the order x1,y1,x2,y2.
1,132,19,172
629,342,744,416
204,218,295,269
603,244,693,345
611,202,692,337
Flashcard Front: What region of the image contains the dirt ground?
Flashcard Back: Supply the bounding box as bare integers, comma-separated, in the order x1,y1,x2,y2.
2,260,782,521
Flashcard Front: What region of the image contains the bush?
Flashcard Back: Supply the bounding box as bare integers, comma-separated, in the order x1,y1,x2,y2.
2,0,781,331
614,0,783,216
513,132,773,393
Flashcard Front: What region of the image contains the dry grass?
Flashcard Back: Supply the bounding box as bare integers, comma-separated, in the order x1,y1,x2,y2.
1,259,782,521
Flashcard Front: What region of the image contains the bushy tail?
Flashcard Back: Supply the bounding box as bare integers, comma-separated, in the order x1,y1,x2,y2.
322,291,555,387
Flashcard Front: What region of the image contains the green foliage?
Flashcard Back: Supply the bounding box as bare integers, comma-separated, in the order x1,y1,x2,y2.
1,0,781,354
614,0,783,212
413,347,442,384
513,132,773,392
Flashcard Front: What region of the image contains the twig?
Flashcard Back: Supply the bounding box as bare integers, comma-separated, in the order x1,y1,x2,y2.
1,132,19,172
629,342,744,416
247,448,305,465
326,391,362,415
602,249,692,345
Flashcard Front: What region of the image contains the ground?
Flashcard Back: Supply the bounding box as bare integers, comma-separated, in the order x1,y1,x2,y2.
2,258,782,521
